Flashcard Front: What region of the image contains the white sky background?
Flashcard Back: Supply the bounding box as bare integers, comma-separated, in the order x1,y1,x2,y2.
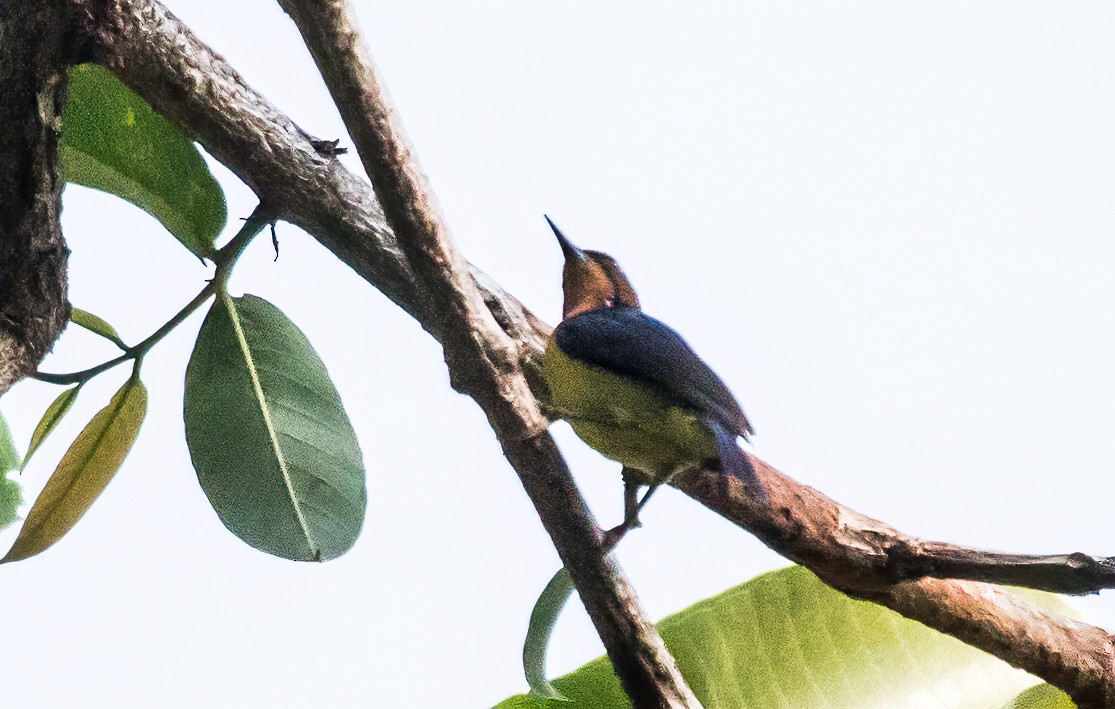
4,2,1115,707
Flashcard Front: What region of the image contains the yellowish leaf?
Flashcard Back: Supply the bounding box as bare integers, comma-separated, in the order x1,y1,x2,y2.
3,375,146,563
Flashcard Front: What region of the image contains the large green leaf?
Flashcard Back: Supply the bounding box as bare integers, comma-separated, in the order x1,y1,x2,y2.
504,566,1063,708
62,64,226,259
3,373,147,563
0,413,23,530
184,294,366,561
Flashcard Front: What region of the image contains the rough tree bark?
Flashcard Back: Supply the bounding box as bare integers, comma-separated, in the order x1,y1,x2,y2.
0,0,75,397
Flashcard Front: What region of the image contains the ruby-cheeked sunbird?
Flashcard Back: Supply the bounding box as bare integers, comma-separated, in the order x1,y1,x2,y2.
541,216,764,530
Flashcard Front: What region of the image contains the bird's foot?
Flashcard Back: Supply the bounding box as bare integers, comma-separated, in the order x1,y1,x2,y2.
600,517,640,552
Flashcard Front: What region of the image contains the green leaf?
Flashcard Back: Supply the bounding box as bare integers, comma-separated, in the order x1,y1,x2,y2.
502,566,1060,709
0,473,22,532
3,373,147,563
71,308,127,349
1005,684,1076,709
0,413,23,530
21,386,81,471
62,64,226,259
0,412,19,473
184,294,366,561
524,569,575,701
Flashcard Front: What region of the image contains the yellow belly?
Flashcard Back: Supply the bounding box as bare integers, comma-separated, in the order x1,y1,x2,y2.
542,338,716,481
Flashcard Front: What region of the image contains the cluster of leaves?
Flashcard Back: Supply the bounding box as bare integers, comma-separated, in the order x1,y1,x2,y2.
0,64,1083,707
0,65,365,563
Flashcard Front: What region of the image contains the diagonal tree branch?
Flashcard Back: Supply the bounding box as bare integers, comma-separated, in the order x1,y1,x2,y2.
272,1,699,706
61,0,1115,703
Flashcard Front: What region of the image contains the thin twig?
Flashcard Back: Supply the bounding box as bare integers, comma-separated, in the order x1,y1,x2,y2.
908,545,1115,594
33,213,268,386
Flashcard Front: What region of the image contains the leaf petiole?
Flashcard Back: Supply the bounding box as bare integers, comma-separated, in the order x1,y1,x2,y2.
32,213,269,386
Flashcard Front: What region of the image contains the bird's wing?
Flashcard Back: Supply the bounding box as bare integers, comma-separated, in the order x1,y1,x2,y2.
554,308,753,439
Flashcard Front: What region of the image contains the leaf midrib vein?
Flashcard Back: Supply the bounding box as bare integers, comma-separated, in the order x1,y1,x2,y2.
224,296,316,557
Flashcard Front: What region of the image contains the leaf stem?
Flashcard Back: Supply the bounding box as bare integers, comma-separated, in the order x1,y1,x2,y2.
32,212,269,386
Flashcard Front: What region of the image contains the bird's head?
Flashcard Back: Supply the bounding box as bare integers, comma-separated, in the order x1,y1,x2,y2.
546,216,640,320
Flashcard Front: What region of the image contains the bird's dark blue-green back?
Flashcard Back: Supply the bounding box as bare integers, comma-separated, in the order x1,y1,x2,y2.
554,307,753,440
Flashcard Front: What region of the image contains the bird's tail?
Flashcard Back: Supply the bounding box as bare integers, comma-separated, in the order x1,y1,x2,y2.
709,419,767,505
